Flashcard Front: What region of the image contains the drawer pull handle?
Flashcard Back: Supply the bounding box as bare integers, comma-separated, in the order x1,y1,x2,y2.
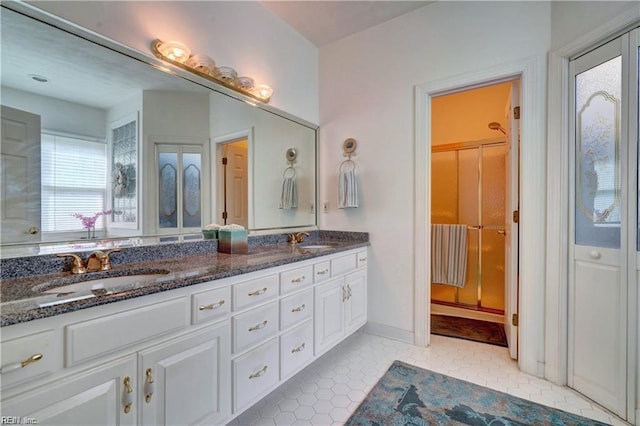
359,257,367,262
145,368,155,403
199,300,225,311
291,342,306,353
0,353,43,374
291,275,305,283
248,287,268,296
249,365,268,379
291,304,306,313
249,320,268,332
316,269,329,275
123,376,133,414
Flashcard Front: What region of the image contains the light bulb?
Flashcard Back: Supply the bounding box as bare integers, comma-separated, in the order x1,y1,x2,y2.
254,84,273,100
157,41,191,64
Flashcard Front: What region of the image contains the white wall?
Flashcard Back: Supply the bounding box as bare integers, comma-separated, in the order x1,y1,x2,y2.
550,1,639,50
1,87,106,138
319,2,551,339
27,0,319,124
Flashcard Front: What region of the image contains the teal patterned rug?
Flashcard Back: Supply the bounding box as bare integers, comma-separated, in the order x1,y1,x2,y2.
346,361,609,426
431,314,508,347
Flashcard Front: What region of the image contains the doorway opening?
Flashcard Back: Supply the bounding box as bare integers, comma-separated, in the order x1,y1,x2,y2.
215,137,249,229
429,79,520,358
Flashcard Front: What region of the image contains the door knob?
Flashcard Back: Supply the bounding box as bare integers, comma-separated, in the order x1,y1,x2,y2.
589,250,601,259
27,226,39,235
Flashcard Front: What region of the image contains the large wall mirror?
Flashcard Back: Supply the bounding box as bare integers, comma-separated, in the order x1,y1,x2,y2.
0,4,317,257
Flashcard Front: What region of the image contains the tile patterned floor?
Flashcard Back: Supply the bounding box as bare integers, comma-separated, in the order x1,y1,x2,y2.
228,331,628,425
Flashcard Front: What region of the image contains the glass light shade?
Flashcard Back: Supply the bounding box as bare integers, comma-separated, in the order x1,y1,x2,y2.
157,40,191,64
254,84,273,100
185,54,216,74
213,66,238,84
234,76,255,91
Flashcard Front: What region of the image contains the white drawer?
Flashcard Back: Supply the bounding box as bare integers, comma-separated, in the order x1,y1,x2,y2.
356,249,368,269
0,330,57,389
233,338,279,413
233,274,278,311
280,289,313,330
280,265,313,295
313,260,331,283
232,301,279,354
280,321,313,380
331,252,357,276
192,286,230,325
65,297,188,366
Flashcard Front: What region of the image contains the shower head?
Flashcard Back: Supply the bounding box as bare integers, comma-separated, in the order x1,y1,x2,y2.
488,122,506,134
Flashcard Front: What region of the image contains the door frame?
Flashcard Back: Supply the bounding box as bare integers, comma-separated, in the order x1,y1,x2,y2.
213,128,254,228
414,55,546,376
545,3,639,392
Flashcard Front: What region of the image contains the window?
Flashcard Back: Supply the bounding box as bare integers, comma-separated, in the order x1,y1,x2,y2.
41,132,108,233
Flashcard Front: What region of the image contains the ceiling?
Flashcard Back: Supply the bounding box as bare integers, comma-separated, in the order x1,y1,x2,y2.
260,1,434,47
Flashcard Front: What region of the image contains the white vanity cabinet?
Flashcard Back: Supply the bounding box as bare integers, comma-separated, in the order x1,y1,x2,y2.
2,355,138,426
0,246,368,425
315,253,368,357
1,284,232,426
138,322,230,426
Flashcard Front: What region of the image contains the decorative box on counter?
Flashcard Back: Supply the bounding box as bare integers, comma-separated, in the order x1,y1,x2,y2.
202,223,220,240
217,225,248,254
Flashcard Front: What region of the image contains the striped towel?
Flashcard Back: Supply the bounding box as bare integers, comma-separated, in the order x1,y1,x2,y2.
431,224,468,287
338,169,359,208
279,175,297,209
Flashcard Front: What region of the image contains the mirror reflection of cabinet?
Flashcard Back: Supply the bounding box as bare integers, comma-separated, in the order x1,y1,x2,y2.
0,4,317,256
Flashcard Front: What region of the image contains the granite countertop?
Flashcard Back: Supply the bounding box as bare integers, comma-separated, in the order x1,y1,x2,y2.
1,238,369,327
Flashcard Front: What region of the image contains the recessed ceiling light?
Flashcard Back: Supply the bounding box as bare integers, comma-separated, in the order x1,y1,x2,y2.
28,74,49,83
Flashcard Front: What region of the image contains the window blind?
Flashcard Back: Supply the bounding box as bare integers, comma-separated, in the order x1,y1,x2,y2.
41,133,107,232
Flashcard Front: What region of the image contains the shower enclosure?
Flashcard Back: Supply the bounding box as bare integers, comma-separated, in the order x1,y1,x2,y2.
431,140,507,314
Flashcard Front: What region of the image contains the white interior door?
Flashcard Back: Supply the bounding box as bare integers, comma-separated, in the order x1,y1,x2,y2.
224,141,248,228
1,105,41,243
504,81,520,360
568,34,629,418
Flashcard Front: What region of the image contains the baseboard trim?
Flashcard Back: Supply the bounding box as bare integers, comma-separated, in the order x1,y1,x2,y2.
364,321,414,344
431,303,505,324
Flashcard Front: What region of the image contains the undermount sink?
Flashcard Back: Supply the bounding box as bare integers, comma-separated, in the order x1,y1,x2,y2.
33,270,170,295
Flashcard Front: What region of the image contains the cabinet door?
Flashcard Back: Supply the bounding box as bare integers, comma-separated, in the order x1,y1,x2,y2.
344,270,367,334
314,278,345,356
139,323,230,426
1,355,136,426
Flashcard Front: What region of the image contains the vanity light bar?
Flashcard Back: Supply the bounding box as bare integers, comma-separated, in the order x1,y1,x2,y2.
150,39,273,104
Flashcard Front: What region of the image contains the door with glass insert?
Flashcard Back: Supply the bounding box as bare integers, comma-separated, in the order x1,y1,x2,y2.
156,144,207,235
569,29,639,421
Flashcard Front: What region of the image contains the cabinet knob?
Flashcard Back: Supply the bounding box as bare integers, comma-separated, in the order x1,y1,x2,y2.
0,353,43,374
199,300,225,311
249,365,268,379
248,287,268,296
291,304,306,313
123,376,133,414
248,320,268,332
145,368,155,403
291,342,306,354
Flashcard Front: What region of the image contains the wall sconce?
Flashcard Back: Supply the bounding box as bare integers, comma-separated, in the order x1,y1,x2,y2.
151,39,273,103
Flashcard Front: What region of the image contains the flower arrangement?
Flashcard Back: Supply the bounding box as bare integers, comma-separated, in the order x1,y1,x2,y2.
73,210,112,238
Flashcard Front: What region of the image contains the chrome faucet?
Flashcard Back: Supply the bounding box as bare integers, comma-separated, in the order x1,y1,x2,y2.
58,248,121,274
288,232,310,244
